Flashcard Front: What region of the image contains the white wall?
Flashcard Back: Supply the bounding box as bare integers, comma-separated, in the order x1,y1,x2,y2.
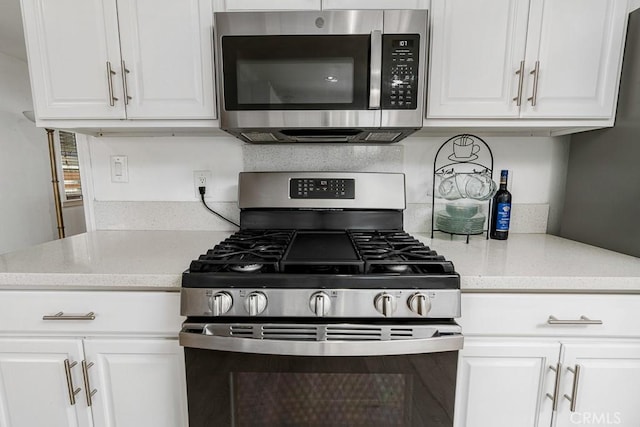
0,51,57,254
84,132,570,233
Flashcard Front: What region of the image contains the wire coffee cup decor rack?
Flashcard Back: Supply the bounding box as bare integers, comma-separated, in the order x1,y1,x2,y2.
431,134,494,243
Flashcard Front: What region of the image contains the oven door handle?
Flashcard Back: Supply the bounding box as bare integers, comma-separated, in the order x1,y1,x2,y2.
179,331,463,357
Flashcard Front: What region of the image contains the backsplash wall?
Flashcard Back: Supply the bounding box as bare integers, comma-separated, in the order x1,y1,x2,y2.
84,133,570,233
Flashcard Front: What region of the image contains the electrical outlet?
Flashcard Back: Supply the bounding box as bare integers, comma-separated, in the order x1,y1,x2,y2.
194,170,212,197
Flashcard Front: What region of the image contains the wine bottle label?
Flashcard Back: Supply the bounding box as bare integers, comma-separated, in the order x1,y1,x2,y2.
496,202,511,231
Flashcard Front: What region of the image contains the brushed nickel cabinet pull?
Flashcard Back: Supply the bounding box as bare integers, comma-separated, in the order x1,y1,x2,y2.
63,359,81,405
121,60,132,105
547,315,603,325
81,360,98,406
106,61,119,106
513,60,525,106
564,364,581,412
43,312,96,321
527,60,540,106
545,363,562,411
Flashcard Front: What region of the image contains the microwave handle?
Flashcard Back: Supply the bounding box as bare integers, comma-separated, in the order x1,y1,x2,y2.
369,30,382,109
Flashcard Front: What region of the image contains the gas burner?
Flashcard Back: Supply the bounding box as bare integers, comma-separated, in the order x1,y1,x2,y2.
229,264,263,273
385,264,409,273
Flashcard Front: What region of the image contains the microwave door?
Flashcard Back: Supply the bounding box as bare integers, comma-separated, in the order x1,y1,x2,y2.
218,33,381,129
221,35,372,111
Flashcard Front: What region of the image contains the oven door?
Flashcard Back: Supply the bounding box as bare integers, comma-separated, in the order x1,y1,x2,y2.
215,11,383,130
180,322,462,427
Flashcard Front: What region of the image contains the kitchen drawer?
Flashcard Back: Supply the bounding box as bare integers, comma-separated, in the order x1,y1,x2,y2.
0,291,183,335
460,293,640,338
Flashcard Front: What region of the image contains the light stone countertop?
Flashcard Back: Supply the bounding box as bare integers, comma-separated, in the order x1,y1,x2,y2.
414,233,640,293
0,230,231,290
0,231,639,293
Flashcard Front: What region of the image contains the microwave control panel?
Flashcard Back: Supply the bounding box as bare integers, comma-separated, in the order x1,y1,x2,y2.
381,34,420,110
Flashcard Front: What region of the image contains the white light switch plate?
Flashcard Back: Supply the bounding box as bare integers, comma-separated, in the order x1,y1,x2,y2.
110,155,129,183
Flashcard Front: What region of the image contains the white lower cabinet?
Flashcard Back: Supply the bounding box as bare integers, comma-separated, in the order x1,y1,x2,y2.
84,339,188,427
0,291,186,427
555,342,640,427
455,294,640,427
454,339,559,427
0,338,92,427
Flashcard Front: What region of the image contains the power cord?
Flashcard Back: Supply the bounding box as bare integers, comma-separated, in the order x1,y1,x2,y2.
199,186,240,228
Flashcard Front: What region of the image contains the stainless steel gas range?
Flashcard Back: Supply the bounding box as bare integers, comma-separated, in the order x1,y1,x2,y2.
179,172,462,427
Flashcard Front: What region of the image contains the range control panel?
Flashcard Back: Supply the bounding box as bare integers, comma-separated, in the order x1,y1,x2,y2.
290,178,355,199
381,34,420,110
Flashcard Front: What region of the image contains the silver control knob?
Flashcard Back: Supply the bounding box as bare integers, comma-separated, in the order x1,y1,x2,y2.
309,292,331,317
407,293,431,317
374,293,397,317
208,292,233,316
244,292,267,316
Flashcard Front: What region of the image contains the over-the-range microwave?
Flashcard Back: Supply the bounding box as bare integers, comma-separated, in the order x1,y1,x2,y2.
214,10,428,143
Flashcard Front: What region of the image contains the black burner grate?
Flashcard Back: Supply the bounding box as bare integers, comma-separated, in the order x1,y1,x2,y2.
188,230,294,273
187,229,454,276
349,230,455,274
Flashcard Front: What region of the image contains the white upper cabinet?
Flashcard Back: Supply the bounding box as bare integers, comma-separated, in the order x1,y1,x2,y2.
322,0,429,9
521,0,628,118
21,0,124,119
21,0,215,121
213,0,427,12
117,0,215,119
428,0,628,120
428,0,530,118
213,0,321,11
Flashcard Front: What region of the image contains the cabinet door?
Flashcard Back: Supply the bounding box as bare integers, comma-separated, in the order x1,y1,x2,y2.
555,342,640,427
322,0,429,9
20,0,125,119
116,0,216,119
212,0,321,12
427,0,530,118
454,339,560,427
521,0,628,118
0,338,92,427
83,338,188,427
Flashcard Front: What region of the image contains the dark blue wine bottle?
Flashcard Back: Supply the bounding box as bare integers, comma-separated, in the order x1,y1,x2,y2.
490,170,512,240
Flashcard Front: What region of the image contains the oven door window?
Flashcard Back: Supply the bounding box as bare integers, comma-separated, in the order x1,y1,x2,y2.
185,349,457,427
222,35,370,110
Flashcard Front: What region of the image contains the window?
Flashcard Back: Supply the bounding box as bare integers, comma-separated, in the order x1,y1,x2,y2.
57,131,83,202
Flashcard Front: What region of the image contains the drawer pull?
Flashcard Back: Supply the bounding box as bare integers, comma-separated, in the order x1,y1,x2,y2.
43,312,96,321
547,315,602,325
